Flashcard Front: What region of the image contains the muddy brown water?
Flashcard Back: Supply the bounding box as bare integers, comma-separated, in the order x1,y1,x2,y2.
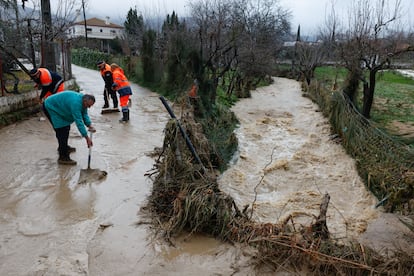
0,65,412,275
219,78,378,239
218,78,414,253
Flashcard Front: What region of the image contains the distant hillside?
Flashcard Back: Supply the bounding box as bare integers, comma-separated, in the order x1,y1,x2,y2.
85,12,191,31
0,4,39,20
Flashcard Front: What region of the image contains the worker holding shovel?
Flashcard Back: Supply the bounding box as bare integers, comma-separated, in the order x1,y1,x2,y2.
42,91,96,165
96,60,118,111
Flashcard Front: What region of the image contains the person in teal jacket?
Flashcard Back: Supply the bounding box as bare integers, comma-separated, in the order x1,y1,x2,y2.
43,91,96,165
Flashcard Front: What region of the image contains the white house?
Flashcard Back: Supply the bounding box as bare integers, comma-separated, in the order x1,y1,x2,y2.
68,17,124,40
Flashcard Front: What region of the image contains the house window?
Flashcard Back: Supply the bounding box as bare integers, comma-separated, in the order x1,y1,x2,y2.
86,28,92,32
110,30,116,34
100,29,103,32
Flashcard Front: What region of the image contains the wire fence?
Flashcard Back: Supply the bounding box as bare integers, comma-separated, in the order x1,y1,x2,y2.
307,81,414,214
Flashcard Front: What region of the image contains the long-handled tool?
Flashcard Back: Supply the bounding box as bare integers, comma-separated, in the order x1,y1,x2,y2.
86,132,93,169
78,131,107,184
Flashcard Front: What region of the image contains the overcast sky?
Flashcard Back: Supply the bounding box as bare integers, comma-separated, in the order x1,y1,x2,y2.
279,0,414,34
83,0,190,21
47,0,414,35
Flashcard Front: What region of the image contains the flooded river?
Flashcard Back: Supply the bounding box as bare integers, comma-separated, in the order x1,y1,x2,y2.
0,65,412,275
218,78,379,239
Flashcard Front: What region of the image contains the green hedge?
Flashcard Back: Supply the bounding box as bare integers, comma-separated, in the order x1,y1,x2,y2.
71,48,110,69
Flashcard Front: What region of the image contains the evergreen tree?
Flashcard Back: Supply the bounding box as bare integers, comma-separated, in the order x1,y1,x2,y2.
141,29,156,83
124,7,144,55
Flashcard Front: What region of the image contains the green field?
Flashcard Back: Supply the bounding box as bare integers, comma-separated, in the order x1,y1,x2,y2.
314,66,414,144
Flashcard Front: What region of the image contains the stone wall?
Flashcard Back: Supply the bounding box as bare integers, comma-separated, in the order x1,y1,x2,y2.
0,79,75,127
0,91,41,127
0,91,39,114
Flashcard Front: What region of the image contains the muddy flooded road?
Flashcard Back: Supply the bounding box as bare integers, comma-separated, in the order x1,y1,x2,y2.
0,65,412,275
0,65,249,275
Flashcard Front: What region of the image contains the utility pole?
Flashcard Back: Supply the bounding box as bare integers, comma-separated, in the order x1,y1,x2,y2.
40,0,56,70
82,0,88,42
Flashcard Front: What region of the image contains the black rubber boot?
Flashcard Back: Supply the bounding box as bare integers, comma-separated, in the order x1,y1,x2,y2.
58,155,77,165
119,111,128,123
126,110,130,121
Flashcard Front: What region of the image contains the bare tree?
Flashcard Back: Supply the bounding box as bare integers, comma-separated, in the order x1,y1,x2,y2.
1,0,39,89
318,0,341,59
234,0,290,91
52,0,84,39
0,0,81,72
294,42,326,85
310,0,343,89
189,0,290,103
190,0,236,104
339,0,413,118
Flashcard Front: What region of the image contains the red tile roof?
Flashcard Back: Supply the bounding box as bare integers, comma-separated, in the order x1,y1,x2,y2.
73,17,123,29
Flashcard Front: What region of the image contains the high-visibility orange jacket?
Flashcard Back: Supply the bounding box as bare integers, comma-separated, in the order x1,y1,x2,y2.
36,68,64,100
188,84,198,98
99,63,113,90
111,67,132,96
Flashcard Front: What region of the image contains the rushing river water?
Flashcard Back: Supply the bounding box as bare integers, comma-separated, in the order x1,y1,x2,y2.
218,78,379,240
0,66,412,275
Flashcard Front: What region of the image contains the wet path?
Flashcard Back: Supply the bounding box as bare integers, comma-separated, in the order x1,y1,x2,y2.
0,66,412,275
0,65,246,275
0,64,169,275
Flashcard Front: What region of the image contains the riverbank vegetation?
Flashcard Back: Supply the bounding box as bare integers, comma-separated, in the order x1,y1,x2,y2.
312,66,414,147
145,95,414,275
69,0,414,217
3,0,411,272
1,0,413,273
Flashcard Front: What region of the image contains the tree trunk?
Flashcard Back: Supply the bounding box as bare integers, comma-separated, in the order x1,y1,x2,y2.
304,69,312,85
362,70,376,118
311,193,330,240
343,69,361,105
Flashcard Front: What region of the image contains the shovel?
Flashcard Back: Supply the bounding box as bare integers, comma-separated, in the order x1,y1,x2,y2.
78,131,107,184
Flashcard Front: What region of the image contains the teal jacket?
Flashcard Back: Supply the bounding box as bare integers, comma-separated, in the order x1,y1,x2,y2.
44,91,91,137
